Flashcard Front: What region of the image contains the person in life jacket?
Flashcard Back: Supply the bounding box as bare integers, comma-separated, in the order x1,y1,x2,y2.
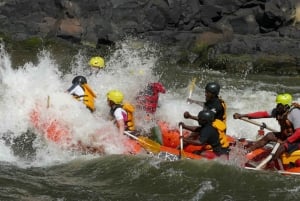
107,90,135,135
233,93,300,159
136,82,166,114
179,110,230,158
67,75,97,113
183,82,229,148
187,82,226,123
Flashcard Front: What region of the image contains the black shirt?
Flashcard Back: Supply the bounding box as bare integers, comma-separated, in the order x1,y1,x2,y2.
204,97,224,121
195,124,222,153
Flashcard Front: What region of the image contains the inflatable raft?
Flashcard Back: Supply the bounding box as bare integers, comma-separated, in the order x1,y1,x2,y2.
29,107,300,175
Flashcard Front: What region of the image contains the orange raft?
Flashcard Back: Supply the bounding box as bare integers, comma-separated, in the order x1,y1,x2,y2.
29,107,143,155
29,106,300,174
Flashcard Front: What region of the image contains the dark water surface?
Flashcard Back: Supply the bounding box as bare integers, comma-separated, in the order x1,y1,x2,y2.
1,155,300,201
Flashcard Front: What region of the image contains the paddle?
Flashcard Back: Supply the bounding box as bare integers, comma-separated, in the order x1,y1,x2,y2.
238,117,281,169
47,95,50,108
179,124,184,159
187,78,196,103
124,131,161,153
240,117,278,132
255,142,280,170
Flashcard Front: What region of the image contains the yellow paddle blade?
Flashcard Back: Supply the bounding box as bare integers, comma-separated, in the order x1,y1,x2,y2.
138,136,161,154
189,78,196,98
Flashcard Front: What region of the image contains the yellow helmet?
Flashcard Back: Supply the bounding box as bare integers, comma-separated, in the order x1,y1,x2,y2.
89,56,105,68
107,90,124,104
276,93,292,106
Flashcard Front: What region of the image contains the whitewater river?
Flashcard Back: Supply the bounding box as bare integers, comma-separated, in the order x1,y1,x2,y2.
0,40,300,201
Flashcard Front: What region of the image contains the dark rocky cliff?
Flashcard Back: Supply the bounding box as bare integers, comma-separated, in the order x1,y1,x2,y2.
0,0,299,73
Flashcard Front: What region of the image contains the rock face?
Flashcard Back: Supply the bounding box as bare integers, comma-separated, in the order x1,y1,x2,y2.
0,0,299,66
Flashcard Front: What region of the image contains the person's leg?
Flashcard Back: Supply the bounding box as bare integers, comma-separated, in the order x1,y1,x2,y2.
247,132,278,152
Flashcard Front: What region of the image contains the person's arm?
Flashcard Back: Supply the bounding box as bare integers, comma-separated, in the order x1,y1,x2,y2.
67,84,77,93
116,119,125,135
233,111,271,119
187,98,204,106
292,102,300,108
183,138,203,146
114,108,126,135
183,111,198,121
179,122,199,132
286,128,300,143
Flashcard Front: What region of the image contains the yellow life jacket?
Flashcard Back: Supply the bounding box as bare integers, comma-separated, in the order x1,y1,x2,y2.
123,102,135,131
219,97,227,123
81,84,97,112
212,119,229,148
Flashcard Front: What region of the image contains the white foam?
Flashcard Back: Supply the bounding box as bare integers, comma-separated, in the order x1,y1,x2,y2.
0,41,296,167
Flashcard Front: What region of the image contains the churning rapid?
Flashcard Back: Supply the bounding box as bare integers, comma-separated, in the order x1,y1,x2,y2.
0,40,300,201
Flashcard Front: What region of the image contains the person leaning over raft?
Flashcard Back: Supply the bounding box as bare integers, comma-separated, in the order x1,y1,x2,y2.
67,75,97,113
136,82,166,115
106,90,135,135
233,93,300,161
184,82,229,149
179,110,230,158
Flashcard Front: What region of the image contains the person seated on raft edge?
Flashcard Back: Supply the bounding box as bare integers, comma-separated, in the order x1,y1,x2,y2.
184,82,230,149
233,93,300,163
135,82,166,120
178,110,230,158
106,89,136,136
67,75,97,113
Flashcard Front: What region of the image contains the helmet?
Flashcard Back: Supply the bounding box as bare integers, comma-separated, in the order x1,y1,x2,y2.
107,90,124,104
197,110,215,125
72,76,87,85
205,82,220,95
89,56,105,68
276,93,292,106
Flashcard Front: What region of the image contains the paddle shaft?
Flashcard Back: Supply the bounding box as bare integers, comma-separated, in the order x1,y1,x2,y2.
179,125,183,159
255,142,280,170
240,117,278,132
124,131,139,140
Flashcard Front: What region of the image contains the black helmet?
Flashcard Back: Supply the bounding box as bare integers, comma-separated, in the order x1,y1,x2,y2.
205,82,220,95
197,110,215,125
72,76,87,85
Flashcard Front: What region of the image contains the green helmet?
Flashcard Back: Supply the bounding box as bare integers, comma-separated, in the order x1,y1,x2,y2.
276,93,292,106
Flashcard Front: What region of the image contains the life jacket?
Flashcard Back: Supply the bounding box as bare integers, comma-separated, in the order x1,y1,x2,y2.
111,103,135,131
123,102,135,131
212,119,229,148
276,107,296,137
79,84,97,112
219,97,227,123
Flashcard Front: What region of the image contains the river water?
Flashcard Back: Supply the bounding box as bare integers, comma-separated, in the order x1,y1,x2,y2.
0,40,300,201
